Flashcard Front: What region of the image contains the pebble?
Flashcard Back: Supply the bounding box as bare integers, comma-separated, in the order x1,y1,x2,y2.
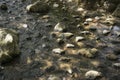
75,36,85,42
113,63,120,68
53,3,59,8
52,48,65,55
76,8,84,12
80,31,90,35
56,38,64,45
85,70,102,79
59,32,73,39
48,75,61,80
85,18,93,22
66,43,75,48
102,30,110,35
54,23,66,32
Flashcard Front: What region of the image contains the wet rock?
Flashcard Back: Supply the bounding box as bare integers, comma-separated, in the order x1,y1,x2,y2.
26,1,49,13
75,36,85,42
106,53,118,60
48,75,61,80
78,48,98,58
0,3,8,10
54,23,66,32
85,70,102,79
103,30,110,35
52,48,65,55
66,43,75,48
0,28,19,63
113,63,120,68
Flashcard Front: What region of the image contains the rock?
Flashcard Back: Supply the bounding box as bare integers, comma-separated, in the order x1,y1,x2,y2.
0,3,8,10
54,23,66,32
106,53,118,60
59,32,73,39
48,75,61,80
102,30,110,35
56,38,64,45
75,36,85,42
76,7,84,12
80,31,90,35
78,48,98,58
52,48,65,55
85,18,93,22
0,28,19,63
26,1,49,13
113,63,120,68
85,70,102,79
53,3,59,8
76,42,85,47
66,43,75,48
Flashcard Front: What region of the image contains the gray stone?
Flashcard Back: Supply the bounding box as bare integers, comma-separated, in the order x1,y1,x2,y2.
0,28,19,63
113,63,120,68
59,32,73,39
66,43,75,48
26,1,49,13
85,70,102,79
103,30,110,35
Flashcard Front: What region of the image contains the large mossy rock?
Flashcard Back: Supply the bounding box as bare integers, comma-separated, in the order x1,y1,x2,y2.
0,28,19,63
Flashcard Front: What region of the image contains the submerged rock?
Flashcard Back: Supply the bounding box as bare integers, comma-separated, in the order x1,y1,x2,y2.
26,1,49,13
0,28,19,63
85,70,102,79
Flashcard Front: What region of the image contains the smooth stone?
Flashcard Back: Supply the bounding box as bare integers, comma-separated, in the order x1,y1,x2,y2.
103,30,110,35
76,8,84,12
48,75,61,80
56,38,64,45
52,48,65,55
54,23,66,32
85,18,93,22
85,70,102,79
66,43,75,48
113,63,120,68
59,32,73,39
75,36,85,42
80,31,90,35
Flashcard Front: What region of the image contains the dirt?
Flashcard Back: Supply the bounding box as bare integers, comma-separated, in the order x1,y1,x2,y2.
0,0,120,80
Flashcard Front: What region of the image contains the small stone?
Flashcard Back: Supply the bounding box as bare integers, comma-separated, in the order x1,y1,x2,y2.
103,30,110,35
53,3,59,8
77,42,85,47
75,36,85,42
106,53,118,60
66,43,75,48
52,48,65,55
35,49,41,54
56,38,64,45
80,31,90,35
20,23,28,28
113,63,120,68
85,70,102,79
54,23,66,32
59,32,73,39
48,75,61,80
0,3,8,10
76,8,84,12
83,22,89,25
85,18,93,22
67,68,72,74
42,15,50,19
95,16,100,20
